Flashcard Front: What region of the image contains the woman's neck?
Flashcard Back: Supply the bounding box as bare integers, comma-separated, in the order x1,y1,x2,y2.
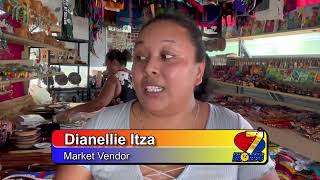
133,100,199,129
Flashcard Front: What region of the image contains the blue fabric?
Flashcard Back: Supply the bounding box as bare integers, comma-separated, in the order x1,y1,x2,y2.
116,0,143,27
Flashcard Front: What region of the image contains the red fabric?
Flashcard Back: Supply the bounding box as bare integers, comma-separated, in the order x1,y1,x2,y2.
297,0,320,7
185,0,204,12
0,83,25,102
0,14,25,102
222,15,236,26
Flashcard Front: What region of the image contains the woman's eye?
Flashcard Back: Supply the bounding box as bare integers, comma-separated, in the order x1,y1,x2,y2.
135,56,147,61
161,54,174,60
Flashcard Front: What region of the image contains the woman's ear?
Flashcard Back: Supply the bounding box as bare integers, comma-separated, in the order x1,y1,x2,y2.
195,62,205,86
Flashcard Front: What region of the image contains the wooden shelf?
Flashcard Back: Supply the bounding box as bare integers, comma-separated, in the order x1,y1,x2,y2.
0,59,33,66
3,33,65,51
51,87,88,91
55,37,89,43
0,72,64,85
210,79,320,114
248,120,320,162
226,27,320,42
50,63,88,66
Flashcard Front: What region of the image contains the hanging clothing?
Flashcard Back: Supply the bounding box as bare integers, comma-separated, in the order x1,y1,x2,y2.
61,0,74,39
255,0,284,21
255,0,270,12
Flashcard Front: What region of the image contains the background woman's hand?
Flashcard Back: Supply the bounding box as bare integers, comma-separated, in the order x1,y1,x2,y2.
56,109,73,123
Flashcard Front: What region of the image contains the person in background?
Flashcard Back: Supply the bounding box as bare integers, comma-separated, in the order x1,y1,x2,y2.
55,13,279,179
60,49,136,121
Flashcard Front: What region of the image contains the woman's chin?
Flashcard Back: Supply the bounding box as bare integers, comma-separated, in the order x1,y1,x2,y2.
138,97,169,113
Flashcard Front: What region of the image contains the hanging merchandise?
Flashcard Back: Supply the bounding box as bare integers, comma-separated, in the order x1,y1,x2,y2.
297,0,320,7
88,0,104,54
255,0,270,12
233,0,257,16
74,0,89,17
287,7,303,29
61,0,74,39
185,0,204,12
2,0,30,26
116,0,143,28
104,10,117,25
105,0,125,12
142,4,153,23
283,0,297,14
233,0,258,29
195,3,222,27
255,0,284,21
302,4,320,28
221,0,234,26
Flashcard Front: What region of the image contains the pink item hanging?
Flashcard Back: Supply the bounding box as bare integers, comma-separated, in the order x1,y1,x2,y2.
297,0,320,7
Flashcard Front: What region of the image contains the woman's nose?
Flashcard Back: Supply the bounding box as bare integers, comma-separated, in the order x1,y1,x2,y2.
144,56,160,76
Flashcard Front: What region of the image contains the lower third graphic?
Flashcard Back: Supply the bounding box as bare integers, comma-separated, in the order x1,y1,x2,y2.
232,130,265,162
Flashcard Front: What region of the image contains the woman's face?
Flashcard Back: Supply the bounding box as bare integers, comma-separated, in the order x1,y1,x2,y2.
106,59,117,74
132,21,204,113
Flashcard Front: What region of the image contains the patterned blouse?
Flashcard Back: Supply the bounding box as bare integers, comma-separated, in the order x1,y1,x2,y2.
109,70,136,106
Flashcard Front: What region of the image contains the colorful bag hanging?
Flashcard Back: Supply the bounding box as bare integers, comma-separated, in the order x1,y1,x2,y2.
195,3,222,27
61,0,74,39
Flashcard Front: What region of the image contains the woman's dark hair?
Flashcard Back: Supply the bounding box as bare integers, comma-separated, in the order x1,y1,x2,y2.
106,49,131,66
140,13,211,101
194,54,213,101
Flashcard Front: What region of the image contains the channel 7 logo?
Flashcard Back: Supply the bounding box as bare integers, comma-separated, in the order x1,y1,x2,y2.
232,130,265,162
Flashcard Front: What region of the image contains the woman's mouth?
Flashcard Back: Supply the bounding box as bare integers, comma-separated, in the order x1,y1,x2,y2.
145,86,165,93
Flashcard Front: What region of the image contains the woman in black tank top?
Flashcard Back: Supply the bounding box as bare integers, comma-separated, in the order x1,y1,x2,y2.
60,49,136,121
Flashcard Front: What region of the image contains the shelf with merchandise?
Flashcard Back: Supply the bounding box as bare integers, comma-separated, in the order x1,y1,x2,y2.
226,27,320,42
50,63,88,67
209,79,320,114
248,120,320,162
0,72,64,85
3,32,65,52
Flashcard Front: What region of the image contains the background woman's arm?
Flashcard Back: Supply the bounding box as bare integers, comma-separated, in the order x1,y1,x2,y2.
54,165,91,180
62,76,120,120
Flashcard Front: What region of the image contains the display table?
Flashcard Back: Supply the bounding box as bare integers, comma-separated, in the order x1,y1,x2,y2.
0,147,56,179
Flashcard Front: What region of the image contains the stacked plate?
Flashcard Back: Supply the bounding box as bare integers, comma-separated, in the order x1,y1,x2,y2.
68,72,81,85
11,128,41,149
54,73,68,86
